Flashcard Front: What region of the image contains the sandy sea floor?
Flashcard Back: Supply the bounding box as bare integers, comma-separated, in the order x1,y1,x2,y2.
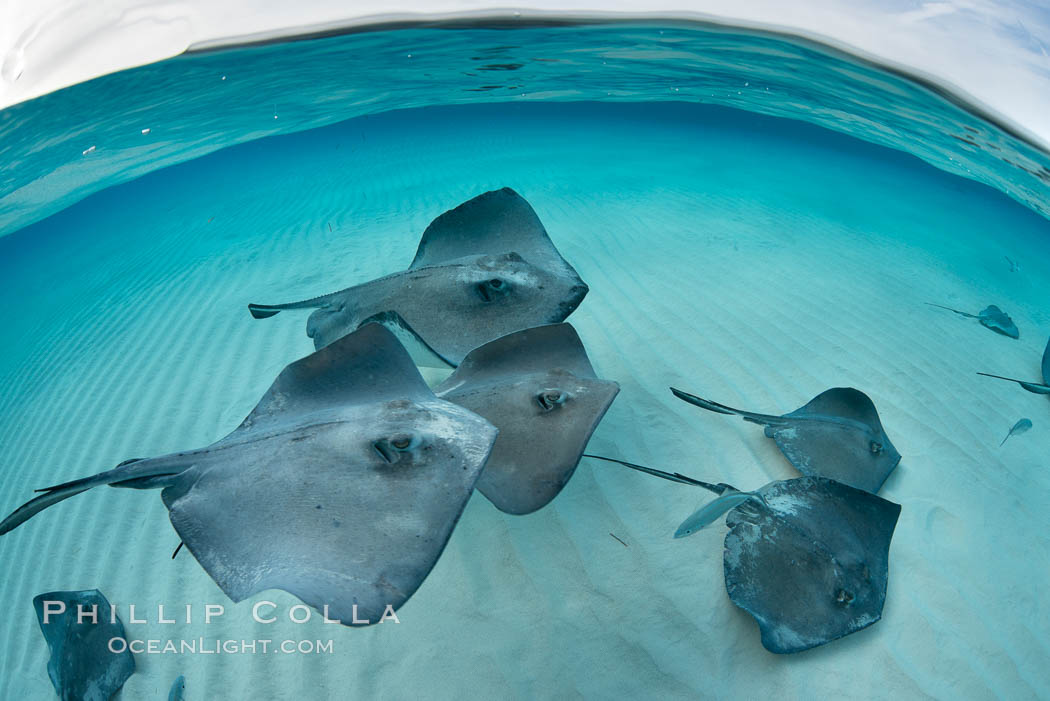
0,102,1048,699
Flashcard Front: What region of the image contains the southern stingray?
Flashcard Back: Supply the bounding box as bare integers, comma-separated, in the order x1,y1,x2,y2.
2,324,498,624
999,418,1032,446
670,387,901,494
169,675,186,701
33,589,135,701
926,302,1019,339
435,323,619,514
585,456,900,653
978,335,1050,394
248,188,589,367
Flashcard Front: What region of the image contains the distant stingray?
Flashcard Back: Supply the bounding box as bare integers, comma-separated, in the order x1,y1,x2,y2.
978,335,1050,394
169,675,186,701
436,323,619,514
999,418,1032,446
2,324,498,625
926,302,1019,339
670,387,901,494
34,589,135,701
248,188,589,366
584,455,901,653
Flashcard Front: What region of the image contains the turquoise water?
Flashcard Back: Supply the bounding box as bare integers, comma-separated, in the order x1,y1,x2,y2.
1,21,1050,701
2,22,1049,238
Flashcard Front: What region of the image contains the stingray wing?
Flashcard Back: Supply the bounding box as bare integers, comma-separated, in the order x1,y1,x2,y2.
34,590,135,701
785,388,882,428
437,324,619,514
769,421,900,494
409,188,578,279
164,398,497,624
723,477,901,654
235,322,432,434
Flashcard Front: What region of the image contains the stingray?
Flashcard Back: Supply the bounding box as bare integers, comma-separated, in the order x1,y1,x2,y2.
584,455,901,653
927,302,1019,339
722,476,900,653
33,589,135,701
169,675,186,701
978,335,1050,394
434,323,619,514
670,387,901,494
2,324,498,624
999,418,1032,446
248,187,589,367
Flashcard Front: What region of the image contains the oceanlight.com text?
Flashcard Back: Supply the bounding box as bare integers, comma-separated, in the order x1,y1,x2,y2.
108,638,335,655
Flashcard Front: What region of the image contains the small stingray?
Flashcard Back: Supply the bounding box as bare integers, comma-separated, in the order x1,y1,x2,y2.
435,323,619,514
33,589,135,701
248,188,589,366
169,675,186,701
3,324,498,624
1000,418,1032,446
585,455,901,653
927,302,1019,339
978,335,1050,394
670,387,901,494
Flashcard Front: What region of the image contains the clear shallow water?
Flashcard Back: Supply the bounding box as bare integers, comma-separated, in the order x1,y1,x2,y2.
1,22,1050,701
1,22,1049,239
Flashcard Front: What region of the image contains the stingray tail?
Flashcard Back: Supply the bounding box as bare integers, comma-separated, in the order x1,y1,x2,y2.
976,372,1050,394
926,302,977,318
670,388,789,428
0,458,183,536
582,454,730,494
248,287,349,319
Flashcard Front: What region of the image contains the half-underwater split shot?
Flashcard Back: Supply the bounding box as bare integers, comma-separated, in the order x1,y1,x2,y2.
1,5,1049,700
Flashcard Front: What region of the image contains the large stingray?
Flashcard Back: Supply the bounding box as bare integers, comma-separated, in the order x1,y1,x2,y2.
2,324,498,624
435,323,619,514
33,589,135,701
670,387,901,494
248,188,589,367
978,335,1050,394
584,456,900,653
927,302,1019,339
723,476,900,653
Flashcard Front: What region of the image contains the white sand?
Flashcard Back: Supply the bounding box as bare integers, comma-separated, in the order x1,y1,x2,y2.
0,102,1048,699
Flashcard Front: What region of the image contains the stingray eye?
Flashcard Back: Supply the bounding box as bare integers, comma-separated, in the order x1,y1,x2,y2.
373,434,421,464
390,433,419,451
475,278,510,302
869,441,883,455
536,390,567,412
834,588,855,606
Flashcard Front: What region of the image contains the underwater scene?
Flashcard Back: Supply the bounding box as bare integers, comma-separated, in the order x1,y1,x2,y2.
0,20,1049,701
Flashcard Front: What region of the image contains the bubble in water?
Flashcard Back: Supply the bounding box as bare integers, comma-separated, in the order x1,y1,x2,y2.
141,128,151,135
